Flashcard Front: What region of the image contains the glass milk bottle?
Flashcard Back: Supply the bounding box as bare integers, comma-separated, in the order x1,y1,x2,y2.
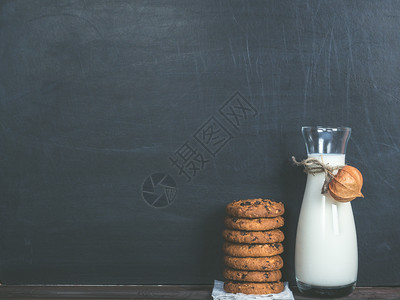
295,127,357,298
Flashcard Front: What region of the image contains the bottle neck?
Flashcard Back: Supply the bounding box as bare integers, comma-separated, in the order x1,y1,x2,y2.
307,153,346,167
302,127,351,154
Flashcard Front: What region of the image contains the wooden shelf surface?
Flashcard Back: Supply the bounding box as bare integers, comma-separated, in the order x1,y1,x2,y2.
0,285,399,299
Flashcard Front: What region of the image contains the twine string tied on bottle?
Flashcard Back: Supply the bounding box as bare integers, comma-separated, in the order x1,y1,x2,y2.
292,156,344,194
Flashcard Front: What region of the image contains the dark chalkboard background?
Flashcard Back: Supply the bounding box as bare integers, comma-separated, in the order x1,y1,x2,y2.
1,0,399,286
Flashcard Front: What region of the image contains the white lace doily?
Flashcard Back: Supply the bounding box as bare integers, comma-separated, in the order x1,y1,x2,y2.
211,280,294,300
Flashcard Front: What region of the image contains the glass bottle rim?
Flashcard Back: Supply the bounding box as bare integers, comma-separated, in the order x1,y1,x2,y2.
301,126,351,155
302,126,351,133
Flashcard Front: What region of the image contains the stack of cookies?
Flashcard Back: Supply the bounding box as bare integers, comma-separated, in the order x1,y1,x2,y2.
222,198,285,295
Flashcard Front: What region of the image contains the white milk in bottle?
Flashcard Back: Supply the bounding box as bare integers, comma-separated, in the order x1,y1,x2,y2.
295,127,357,298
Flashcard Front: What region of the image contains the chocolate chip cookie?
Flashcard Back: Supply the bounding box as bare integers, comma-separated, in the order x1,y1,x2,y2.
223,242,283,257
226,198,285,218
224,216,284,231
222,229,284,244
223,268,282,282
224,281,284,295
224,255,284,271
